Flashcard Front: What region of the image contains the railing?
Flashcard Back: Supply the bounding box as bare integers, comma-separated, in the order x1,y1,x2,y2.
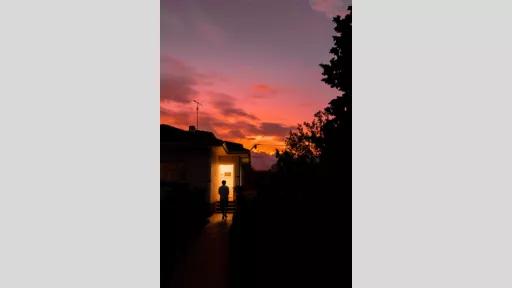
214,201,237,213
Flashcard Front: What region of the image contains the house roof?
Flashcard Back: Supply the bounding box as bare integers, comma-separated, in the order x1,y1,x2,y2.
160,125,250,154
160,124,223,146
223,141,250,154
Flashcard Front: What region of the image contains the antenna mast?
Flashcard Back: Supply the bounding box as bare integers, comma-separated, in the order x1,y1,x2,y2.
192,100,202,129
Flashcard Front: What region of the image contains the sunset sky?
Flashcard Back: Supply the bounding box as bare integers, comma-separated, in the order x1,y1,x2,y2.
161,0,350,167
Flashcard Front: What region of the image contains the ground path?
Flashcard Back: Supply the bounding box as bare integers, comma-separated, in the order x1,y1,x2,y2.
169,213,232,288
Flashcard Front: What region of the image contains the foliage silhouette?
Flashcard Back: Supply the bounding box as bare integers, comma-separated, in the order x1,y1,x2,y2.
284,110,329,162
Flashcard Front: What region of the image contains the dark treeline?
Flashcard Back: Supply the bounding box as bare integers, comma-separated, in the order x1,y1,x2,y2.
230,6,352,288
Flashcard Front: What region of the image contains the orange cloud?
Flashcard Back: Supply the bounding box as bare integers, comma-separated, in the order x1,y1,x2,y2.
160,61,297,155
160,103,292,154
250,83,278,99
252,84,276,93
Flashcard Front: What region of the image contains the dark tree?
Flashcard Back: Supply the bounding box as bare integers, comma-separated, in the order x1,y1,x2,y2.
280,7,352,283
253,7,352,287
319,6,352,175
321,6,352,108
318,7,352,285
284,110,330,162
283,6,352,179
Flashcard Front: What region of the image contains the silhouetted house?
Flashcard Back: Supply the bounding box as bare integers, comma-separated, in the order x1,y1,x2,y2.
161,124,251,204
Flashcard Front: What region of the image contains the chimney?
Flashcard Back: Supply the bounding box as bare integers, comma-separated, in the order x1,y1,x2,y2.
189,125,196,132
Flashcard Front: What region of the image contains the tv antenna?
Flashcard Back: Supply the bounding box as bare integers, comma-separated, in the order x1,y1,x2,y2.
192,100,202,129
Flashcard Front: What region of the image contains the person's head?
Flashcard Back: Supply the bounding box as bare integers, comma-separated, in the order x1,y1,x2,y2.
222,180,226,186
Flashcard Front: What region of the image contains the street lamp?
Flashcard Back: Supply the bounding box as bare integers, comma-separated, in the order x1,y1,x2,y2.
250,143,286,151
249,143,286,158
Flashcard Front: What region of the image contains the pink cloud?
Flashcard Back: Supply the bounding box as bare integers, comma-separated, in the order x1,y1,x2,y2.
160,56,220,104
309,0,351,18
161,77,197,103
196,21,227,46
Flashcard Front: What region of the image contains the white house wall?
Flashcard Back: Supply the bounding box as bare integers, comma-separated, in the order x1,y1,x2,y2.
210,146,244,203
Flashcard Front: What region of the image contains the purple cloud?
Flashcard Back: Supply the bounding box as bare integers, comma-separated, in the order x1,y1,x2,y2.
210,92,260,121
160,56,203,103
259,122,293,137
251,151,278,171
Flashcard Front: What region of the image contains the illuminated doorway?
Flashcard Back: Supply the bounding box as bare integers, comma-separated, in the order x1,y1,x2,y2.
218,164,234,201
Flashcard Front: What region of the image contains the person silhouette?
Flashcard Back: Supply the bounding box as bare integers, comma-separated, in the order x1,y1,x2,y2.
218,180,229,220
